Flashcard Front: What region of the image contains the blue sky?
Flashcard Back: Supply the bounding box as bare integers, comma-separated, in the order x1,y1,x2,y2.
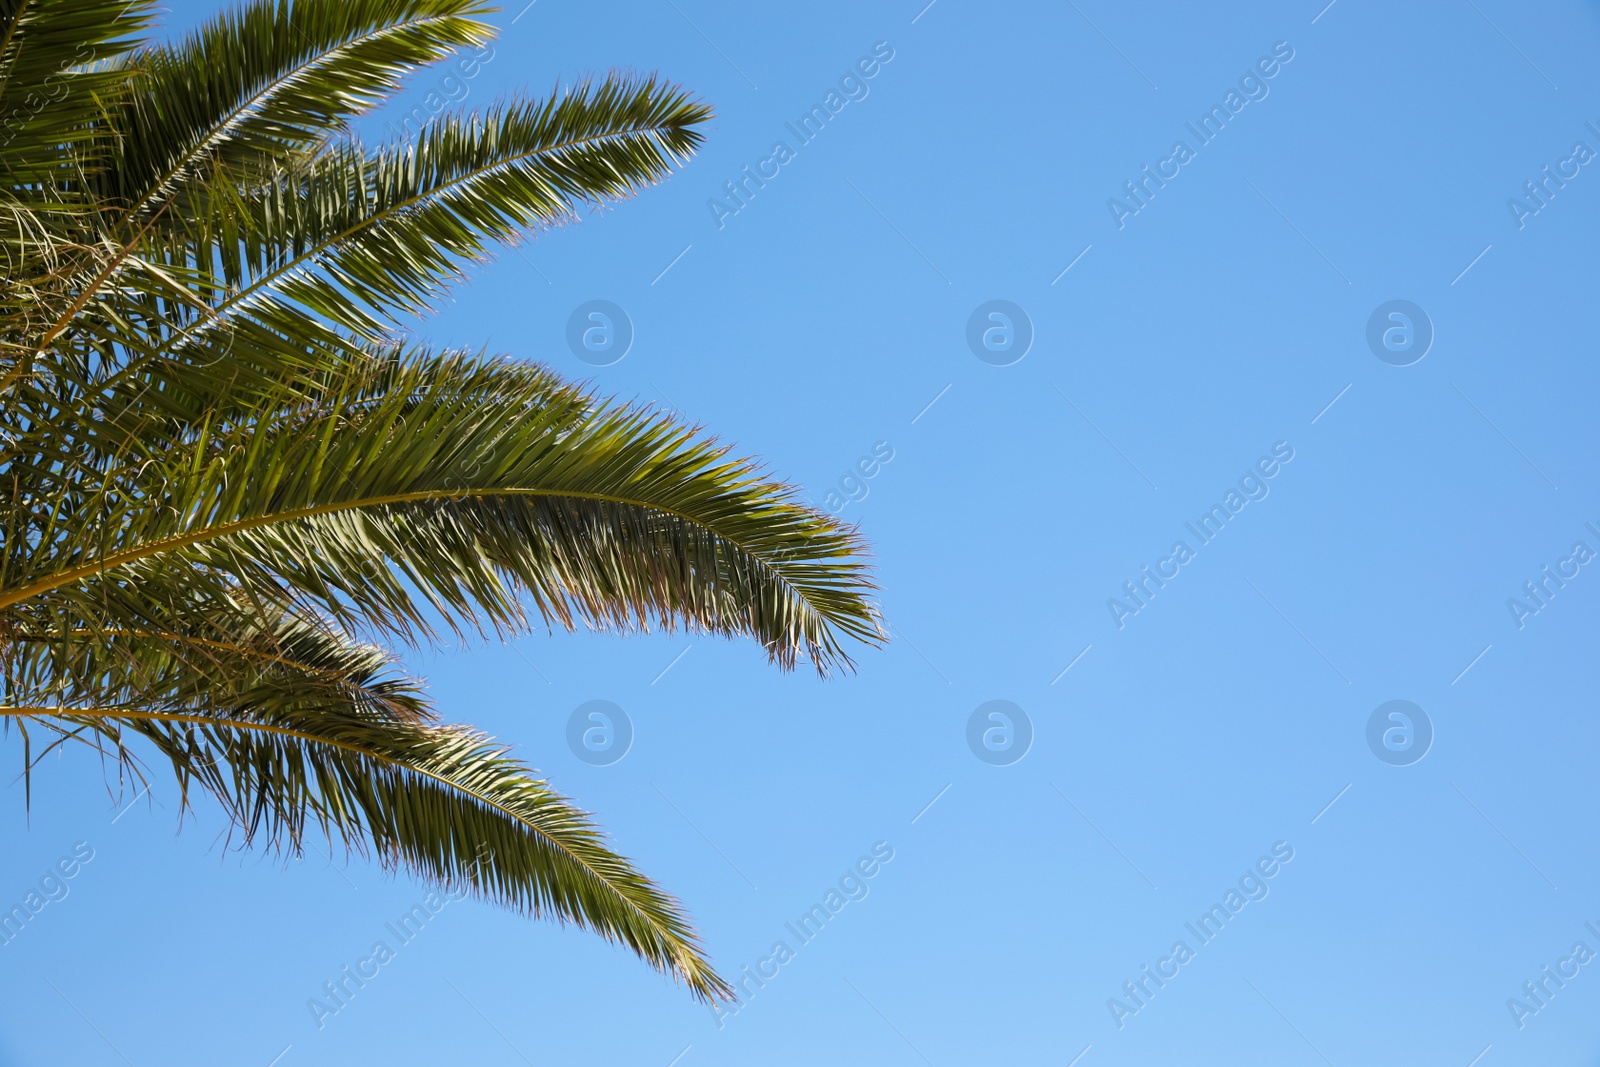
5,1,1600,1064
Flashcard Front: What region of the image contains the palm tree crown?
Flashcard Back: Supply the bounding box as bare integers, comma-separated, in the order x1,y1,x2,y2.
0,0,878,1002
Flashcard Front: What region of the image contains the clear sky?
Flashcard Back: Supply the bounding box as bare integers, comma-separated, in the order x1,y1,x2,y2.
5,1,1600,1065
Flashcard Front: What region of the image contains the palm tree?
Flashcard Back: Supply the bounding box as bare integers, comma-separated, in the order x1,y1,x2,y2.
0,0,878,1003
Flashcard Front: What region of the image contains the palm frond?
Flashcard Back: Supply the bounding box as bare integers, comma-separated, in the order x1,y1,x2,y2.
1,643,731,1001
1,590,731,1000
0,0,149,185
104,0,493,219
4,347,880,671
166,77,712,344
0,0,880,1005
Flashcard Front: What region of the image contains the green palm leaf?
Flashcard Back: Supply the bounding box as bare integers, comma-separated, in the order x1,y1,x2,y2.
163,78,712,345
0,0,880,1005
104,0,493,218
5,348,877,669
3,599,731,1001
